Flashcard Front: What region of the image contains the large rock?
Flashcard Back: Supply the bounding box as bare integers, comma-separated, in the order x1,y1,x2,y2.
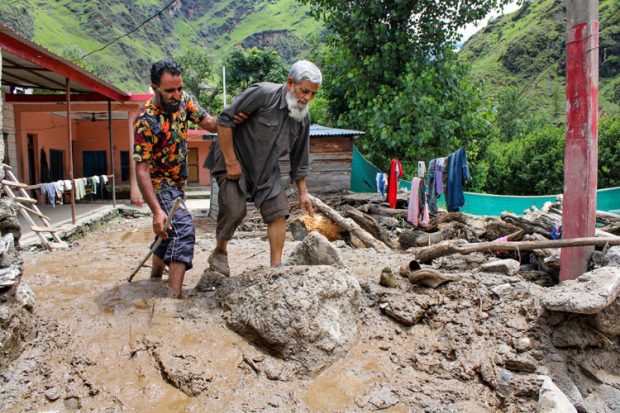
434,252,487,271
219,265,360,375
286,231,345,267
537,376,577,413
541,267,620,314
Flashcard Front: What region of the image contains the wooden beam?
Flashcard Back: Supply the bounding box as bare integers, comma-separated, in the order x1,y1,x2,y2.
4,57,67,88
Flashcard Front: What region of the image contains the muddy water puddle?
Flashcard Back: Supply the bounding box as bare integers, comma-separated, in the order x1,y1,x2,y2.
18,216,412,411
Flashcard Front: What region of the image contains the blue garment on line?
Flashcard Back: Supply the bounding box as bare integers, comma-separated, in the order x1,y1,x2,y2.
40,183,57,208
446,148,470,212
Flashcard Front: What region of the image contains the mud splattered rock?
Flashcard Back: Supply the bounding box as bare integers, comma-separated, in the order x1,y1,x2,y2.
541,267,620,314
537,376,577,413
481,259,521,276
593,297,620,336
355,384,399,410
379,295,425,326
286,231,345,267
219,265,360,376
152,349,214,396
15,282,35,311
435,252,487,271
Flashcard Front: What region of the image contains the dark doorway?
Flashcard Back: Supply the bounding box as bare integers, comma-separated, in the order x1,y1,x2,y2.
120,151,130,182
49,149,64,181
188,148,199,183
27,134,36,185
83,151,107,177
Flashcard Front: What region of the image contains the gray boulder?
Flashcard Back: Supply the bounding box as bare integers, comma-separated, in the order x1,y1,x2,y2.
541,267,620,314
219,265,360,376
286,231,345,267
481,259,521,276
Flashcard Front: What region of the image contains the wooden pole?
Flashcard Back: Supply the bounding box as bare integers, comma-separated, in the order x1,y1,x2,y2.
413,236,620,263
108,99,116,207
561,0,599,281
66,78,76,224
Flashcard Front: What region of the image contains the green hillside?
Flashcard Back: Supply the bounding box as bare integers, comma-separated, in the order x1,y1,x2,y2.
1,0,322,92
460,0,620,118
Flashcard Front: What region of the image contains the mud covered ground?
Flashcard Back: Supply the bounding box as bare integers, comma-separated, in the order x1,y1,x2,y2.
0,214,614,412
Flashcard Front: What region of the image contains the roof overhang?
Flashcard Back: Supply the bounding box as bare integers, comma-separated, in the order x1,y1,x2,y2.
0,24,130,102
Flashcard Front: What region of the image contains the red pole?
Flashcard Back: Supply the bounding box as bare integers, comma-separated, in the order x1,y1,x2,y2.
560,0,599,281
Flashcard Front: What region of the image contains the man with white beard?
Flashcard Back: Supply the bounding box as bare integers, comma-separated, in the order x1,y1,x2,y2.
205,60,321,276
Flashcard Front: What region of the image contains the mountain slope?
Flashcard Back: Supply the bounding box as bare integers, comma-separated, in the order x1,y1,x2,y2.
460,0,620,117
1,0,322,92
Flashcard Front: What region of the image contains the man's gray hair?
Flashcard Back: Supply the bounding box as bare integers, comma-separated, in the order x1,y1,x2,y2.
288,60,322,86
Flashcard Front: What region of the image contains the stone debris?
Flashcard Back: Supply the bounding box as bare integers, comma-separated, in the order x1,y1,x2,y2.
218,265,360,376
537,376,577,413
480,258,521,276
286,231,346,267
541,267,620,314
408,268,461,288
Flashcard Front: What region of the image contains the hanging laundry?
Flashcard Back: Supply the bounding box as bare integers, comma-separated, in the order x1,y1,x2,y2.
387,159,404,209
435,157,445,195
91,175,100,195
425,158,439,216
446,148,471,212
100,175,109,185
376,173,387,197
40,183,57,208
407,177,430,228
407,177,421,227
417,161,426,178
63,180,72,191
54,180,65,198
74,178,86,200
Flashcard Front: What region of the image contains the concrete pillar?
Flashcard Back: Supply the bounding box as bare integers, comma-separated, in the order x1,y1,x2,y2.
560,0,599,281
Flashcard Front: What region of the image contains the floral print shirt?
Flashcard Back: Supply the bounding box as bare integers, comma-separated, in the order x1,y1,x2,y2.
133,93,207,190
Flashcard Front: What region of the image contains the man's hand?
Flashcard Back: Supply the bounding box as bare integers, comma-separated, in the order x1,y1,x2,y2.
299,192,314,216
225,158,243,180
153,209,169,239
232,112,249,124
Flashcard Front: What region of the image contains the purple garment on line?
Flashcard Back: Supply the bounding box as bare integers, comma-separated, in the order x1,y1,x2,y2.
435,158,444,195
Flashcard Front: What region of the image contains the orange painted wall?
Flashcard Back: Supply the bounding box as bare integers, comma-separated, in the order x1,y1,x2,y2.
13,103,212,187
75,119,130,181
16,111,78,184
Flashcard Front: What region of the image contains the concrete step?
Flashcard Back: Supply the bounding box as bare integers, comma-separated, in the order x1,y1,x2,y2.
185,190,210,200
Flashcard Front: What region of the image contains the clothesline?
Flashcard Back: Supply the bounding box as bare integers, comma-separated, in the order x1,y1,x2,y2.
27,175,113,191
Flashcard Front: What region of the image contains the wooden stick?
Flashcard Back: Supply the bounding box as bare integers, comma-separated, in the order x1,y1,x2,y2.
413,236,620,263
307,194,390,252
16,203,50,220
128,197,183,282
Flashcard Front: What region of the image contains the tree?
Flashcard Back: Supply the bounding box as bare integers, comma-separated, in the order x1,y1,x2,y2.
300,0,515,173
174,46,214,108
224,47,288,96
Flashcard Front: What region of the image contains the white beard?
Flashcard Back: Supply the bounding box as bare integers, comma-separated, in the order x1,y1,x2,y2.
286,89,309,121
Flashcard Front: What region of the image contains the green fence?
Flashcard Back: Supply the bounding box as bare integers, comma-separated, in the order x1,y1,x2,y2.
351,146,620,216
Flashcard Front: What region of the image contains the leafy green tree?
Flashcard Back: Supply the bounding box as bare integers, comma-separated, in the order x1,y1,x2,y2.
174,46,214,108
224,47,288,96
300,0,514,173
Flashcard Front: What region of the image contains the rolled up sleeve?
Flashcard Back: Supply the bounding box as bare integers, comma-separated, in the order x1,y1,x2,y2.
217,83,269,128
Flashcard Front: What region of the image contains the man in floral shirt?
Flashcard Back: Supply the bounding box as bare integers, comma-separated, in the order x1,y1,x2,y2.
133,59,216,298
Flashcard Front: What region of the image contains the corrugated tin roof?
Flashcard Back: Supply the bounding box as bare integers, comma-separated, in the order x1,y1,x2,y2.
200,124,365,140
0,24,130,101
310,124,364,136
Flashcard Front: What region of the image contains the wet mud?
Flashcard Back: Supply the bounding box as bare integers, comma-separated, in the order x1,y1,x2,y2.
1,215,612,412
